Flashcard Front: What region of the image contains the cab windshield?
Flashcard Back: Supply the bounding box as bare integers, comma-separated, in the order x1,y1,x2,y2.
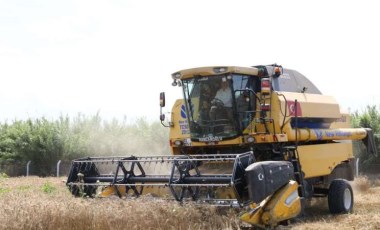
182,74,257,141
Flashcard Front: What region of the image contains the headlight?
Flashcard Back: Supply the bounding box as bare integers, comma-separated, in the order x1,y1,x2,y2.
213,67,228,74
172,72,181,79
247,136,255,143
174,140,183,146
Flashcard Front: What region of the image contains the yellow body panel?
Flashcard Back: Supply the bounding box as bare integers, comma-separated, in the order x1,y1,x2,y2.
240,92,361,142
277,91,341,118
240,205,265,228
262,180,301,226
298,141,353,178
169,100,190,154
240,180,301,227
170,99,190,139
99,185,127,197
286,127,367,142
330,113,351,129
174,66,259,80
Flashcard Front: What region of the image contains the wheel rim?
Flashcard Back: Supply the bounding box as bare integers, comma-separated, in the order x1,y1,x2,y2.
343,188,352,210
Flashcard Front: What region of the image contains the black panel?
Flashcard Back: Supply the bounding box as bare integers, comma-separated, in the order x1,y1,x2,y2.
245,161,294,203
363,128,378,155
231,152,256,204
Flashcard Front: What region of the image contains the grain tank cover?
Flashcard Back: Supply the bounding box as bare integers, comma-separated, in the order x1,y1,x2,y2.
265,66,322,94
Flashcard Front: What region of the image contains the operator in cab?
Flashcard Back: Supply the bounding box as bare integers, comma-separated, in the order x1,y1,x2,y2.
210,77,233,121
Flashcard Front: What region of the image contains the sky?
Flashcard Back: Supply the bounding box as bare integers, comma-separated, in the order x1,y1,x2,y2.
1,0,380,122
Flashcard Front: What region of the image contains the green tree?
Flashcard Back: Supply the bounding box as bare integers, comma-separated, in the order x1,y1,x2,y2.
0,115,170,176
351,105,380,173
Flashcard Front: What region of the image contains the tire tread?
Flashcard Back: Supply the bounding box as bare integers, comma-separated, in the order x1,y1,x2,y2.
328,179,353,214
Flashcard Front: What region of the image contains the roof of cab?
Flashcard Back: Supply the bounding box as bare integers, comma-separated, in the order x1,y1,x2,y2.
172,66,259,80
172,65,322,95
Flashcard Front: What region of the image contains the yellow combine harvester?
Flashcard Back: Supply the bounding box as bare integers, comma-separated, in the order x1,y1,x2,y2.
67,64,377,228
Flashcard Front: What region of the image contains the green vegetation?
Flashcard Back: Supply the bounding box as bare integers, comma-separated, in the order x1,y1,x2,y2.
17,185,31,191
0,188,10,195
0,114,169,176
351,105,380,173
1,105,379,176
0,172,8,179
41,181,56,194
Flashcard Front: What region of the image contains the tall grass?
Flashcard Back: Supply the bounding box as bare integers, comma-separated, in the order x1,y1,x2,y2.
0,176,379,229
0,177,240,230
0,114,169,176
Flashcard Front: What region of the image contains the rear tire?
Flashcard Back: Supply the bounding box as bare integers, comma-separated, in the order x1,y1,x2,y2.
328,179,353,214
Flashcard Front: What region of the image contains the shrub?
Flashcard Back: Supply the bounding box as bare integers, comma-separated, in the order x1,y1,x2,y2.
41,181,56,194
0,115,170,176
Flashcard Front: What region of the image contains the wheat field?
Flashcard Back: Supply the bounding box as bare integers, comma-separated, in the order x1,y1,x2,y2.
0,175,379,230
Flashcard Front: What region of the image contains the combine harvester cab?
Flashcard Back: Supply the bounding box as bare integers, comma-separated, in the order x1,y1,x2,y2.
67,64,377,228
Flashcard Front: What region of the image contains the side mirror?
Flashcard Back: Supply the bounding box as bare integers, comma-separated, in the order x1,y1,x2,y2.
159,92,167,124
160,92,165,107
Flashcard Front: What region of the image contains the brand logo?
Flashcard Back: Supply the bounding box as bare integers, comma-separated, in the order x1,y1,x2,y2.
199,135,223,142
179,120,189,135
258,173,264,181
181,104,186,119
314,129,323,140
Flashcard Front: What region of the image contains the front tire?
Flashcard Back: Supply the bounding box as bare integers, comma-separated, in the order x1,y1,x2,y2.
328,179,353,214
